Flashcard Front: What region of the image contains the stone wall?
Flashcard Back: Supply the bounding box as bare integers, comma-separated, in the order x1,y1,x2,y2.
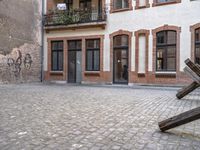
0,0,41,83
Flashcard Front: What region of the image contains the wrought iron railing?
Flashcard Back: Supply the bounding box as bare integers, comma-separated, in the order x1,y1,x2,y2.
44,9,107,26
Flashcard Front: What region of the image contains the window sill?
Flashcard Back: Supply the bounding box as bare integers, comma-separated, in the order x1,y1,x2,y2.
110,7,133,13
155,72,176,78
50,71,63,75
152,0,181,7
84,71,100,76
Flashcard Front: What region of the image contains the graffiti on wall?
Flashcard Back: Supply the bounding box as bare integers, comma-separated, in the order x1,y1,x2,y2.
7,50,22,77
7,50,33,77
24,53,32,69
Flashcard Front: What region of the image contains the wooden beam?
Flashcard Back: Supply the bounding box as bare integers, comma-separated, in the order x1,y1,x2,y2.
159,107,200,132
184,67,200,84
176,81,200,99
176,59,200,99
185,59,200,77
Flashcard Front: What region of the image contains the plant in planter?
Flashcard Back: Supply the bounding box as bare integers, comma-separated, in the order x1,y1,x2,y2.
53,9,74,25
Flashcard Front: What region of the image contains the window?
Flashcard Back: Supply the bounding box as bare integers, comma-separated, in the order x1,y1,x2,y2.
86,39,100,71
114,35,128,48
113,0,129,10
51,41,63,71
111,0,132,13
156,31,176,71
135,0,150,9
153,0,181,6
139,0,146,7
195,28,200,64
80,0,91,10
65,0,73,11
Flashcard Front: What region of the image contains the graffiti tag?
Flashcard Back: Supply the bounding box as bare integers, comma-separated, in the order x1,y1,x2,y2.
24,54,32,69
7,50,22,77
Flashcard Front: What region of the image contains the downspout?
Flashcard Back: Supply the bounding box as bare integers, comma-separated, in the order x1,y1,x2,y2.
41,0,45,82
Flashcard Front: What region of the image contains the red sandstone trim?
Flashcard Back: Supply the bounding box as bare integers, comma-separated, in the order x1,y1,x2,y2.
46,35,105,82
152,24,181,74
47,38,66,81
134,29,150,75
109,30,133,83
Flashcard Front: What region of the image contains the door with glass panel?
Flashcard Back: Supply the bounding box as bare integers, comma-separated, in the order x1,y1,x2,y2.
79,0,92,22
113,35,129,84
68,40,82,83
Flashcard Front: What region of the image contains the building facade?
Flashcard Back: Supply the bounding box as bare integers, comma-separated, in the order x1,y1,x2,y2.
0,0,42,83
43,0,200,85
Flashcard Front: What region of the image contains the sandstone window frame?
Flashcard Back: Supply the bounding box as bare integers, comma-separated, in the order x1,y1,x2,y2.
152,0,181,7
85,39,101,71
190,23,200,64
134,29,150,75
83,35,104,76
152,25,181,74
110,0,133,13
135,0,150,9
51,40,64,71
156,30,177,72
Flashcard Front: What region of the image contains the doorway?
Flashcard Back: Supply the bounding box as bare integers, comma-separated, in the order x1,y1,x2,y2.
68,40,82,83
113,35,129,84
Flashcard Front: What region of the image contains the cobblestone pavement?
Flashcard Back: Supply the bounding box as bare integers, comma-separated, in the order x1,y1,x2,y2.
0,83,200,150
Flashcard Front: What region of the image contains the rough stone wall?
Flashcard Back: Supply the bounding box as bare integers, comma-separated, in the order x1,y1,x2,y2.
0,0,41,83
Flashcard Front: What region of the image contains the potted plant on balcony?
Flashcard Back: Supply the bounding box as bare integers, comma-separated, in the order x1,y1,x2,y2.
52,9,74,25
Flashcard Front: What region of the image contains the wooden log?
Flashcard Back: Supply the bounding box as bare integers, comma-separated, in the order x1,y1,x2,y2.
185,59,200,77
176,81,200,99
184,67,200,84
158,107,200,132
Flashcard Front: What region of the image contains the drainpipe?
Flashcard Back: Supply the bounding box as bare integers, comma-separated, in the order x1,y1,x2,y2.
40,0,45,82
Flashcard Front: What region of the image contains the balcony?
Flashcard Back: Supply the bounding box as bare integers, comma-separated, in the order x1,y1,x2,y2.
44,0,107,31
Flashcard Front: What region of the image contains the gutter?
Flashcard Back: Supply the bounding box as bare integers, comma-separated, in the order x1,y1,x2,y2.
40,0,45,82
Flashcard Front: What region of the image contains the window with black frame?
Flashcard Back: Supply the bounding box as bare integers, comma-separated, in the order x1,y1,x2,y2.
51,41,63,71
64,0,73,11
86,39,100,71
113,0,129,10
156,31,177,71
195,28,200,64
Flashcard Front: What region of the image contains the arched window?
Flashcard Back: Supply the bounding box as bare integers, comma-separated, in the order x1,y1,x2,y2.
195,28,200,64
156,30,177,71
114,35,128,47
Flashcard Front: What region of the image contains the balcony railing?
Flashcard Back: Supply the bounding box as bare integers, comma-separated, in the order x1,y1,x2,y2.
44,9,107,27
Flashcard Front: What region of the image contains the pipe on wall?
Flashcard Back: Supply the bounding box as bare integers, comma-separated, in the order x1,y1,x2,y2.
41,0,45,82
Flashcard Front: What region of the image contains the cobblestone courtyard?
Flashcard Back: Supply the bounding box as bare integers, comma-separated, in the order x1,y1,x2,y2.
0,84,200,150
